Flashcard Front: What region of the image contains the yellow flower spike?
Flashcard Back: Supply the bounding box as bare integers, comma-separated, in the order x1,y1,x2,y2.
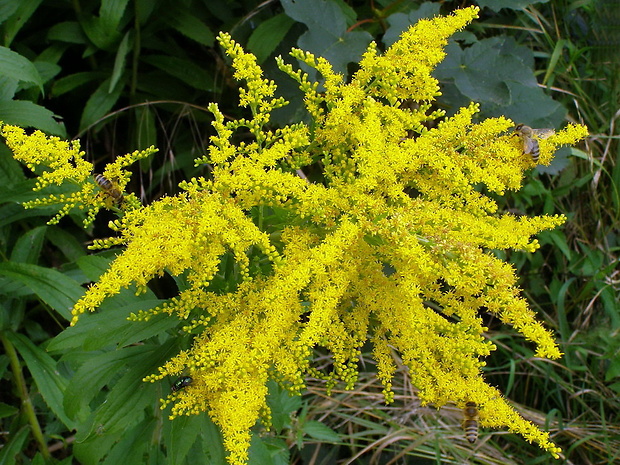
4,6,590,464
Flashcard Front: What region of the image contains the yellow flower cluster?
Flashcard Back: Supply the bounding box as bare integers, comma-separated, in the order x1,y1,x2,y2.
1,6,589,465
0,123,156,225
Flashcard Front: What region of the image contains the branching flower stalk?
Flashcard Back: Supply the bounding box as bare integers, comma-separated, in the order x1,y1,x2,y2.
1,7,588,464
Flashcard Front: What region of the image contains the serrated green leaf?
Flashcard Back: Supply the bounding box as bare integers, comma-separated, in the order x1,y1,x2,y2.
79,78,124,131
73,427,122,464
267,381,302,432
142,55,215,91
10,225,46,263
47,299,166,352
76,254,113,281
63,345,151,420
0,262,83,320
102,419,155,465
248,434,282,465
167,9,215,46
0,100,66,136
0,75,18,99
0,46,43,90
197,414,227,463
75,341,175,442
167,414,203,464
6,331,75,428
247,14,295,64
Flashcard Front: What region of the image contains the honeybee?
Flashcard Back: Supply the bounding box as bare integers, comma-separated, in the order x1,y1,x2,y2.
93,173,123,203
514,124,555,163
171,376,193,392
462,402,479,444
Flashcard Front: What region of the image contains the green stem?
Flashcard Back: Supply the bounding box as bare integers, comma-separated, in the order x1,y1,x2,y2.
0,332,51,461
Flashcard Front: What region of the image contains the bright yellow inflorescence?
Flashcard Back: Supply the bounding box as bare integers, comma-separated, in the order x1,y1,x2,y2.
0,123,156,225
1,6,588,464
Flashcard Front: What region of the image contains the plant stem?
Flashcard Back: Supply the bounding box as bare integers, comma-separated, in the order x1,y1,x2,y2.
0,331,51,461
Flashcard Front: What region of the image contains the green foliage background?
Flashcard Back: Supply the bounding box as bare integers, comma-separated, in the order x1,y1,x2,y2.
0,1,617,464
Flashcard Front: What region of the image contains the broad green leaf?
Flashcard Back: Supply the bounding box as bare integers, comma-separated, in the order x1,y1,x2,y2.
10,225,46,263
79,78,124,132
142,55,215,92
0,46,43,90
383,2,442,47
0,100,66,136
0,262,83,320
167,9,215,46
282,0,372,76
247,14,295,64
6,331,75,428
47,21,88,44
475,0,549,12
435,36,565,126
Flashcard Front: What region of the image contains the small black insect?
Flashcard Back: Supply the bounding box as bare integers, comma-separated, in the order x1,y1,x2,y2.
171,376,193,392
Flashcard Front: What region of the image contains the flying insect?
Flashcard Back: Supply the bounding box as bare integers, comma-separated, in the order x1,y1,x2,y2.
93,173,123,203
514,124,555,163
462,401,479,444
